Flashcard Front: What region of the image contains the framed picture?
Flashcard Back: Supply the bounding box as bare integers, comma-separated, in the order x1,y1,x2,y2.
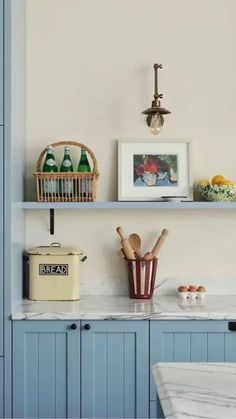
118,139,193,201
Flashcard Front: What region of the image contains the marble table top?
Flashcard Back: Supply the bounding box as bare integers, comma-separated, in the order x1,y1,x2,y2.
11,295,236,320
152,362,236,419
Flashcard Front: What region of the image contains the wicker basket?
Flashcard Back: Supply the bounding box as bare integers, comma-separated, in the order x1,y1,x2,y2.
34,141,99,202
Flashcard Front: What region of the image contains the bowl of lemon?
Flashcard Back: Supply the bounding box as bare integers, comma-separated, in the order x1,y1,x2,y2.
198,175,236,201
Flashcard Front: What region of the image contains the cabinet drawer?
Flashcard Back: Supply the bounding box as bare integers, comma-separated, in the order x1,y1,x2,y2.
0,0,3,125
150,320,236,402
0,358,3,418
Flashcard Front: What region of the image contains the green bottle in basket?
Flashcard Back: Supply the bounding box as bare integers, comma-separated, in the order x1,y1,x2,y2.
77,148,91,198
60,146,74,197
42,146,58,196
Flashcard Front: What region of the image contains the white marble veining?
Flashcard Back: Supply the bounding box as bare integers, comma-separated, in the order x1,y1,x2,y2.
11,295,236,320
155,277,236,296
152,362,236,419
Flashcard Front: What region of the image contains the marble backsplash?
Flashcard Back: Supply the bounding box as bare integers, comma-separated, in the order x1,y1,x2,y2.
80,276,236,296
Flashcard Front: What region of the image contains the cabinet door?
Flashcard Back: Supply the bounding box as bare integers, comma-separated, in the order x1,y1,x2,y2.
81,320,149,419
0,128,3,356
0,358,3,418
0,0,3,124
13,321,80,419
150,320,236,417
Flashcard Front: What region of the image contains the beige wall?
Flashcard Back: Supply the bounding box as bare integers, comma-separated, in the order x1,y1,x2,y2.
25,0,236,294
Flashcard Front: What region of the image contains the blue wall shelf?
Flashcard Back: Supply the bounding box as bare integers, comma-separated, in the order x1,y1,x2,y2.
22,200,236,236
22,201,236,210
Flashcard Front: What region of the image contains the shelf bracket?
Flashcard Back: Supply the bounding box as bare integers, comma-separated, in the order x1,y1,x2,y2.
50,209,55,235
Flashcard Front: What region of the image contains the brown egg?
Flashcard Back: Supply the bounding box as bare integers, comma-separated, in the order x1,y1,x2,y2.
197,286,206,292
178,286,188,292
188,285,197,292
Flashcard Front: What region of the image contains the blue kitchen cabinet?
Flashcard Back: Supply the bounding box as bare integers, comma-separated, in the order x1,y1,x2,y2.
13,320,149,419
150,320,236,418
0,358,3,418
13,319,236,419
13,321,80,419
0,127,3,357
0,0,3,125
149,400,164,419
81,320,149,419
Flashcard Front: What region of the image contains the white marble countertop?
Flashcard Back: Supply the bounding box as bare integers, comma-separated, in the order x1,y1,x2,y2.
11,295,236,320
152,362,236,419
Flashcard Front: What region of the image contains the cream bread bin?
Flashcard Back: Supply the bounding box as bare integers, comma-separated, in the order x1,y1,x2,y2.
27,242,87,301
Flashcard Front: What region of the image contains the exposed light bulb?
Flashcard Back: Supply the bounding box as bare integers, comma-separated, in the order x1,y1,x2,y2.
149,113,162,135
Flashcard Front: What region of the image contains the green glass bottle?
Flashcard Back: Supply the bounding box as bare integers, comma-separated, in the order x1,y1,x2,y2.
60,146,74,196
77,148,91,198
77,148,91,172
42,146,58,196
60,146,74,172
43,145,58,172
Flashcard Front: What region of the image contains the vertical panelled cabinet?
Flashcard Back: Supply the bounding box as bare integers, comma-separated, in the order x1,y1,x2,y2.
13,321,81,419
13,320,149,419
81,321,149,419
13,319,236,419
0,0,4,416
0,358,3,418
0,0,3,125
150,320,236,419
0,126,3,358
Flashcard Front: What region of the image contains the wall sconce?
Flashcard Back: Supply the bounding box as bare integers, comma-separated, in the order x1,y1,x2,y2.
142,63,171,135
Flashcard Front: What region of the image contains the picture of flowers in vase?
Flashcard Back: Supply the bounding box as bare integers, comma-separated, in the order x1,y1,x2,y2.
133,154,178,187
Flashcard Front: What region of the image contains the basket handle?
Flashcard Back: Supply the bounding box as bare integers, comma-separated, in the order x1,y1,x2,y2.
36,140,98,172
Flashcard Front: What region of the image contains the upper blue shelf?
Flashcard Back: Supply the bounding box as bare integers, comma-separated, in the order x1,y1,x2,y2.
21,201,236,210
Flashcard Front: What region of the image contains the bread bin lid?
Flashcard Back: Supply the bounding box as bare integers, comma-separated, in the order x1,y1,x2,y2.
27,242,83,256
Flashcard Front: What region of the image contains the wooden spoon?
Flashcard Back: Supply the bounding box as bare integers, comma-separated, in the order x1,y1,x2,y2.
129,233,142,259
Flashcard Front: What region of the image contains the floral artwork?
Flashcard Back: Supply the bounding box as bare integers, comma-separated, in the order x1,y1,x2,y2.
118,140,192,201
133,154,178,187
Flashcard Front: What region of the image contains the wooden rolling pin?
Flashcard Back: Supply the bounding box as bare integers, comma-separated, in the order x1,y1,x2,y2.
116,227,135,260
151,228,169,258
117,248,126,260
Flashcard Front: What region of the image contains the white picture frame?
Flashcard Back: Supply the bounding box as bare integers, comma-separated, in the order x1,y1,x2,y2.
118,139,193,201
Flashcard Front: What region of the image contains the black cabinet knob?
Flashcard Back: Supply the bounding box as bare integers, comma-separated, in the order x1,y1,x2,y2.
71,323,77,330
84,324,91,330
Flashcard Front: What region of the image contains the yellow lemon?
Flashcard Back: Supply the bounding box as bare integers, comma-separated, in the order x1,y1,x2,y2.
198,179,210,187
211,175,225,185
219,179,236,186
